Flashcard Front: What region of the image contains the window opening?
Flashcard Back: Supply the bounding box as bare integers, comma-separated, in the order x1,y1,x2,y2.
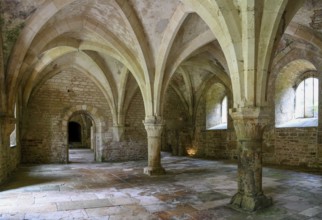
10,105,17,147
295,77,318,119
221,96,227,124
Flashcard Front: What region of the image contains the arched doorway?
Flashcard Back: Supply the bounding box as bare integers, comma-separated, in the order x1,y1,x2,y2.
62,105,107,163
68,112,95,163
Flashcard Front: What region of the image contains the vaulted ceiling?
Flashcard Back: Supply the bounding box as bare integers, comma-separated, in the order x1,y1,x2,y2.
1,0,322,122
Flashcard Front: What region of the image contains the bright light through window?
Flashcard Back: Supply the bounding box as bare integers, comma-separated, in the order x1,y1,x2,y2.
295,77,318,118
10,105,17,147
221,96,227,123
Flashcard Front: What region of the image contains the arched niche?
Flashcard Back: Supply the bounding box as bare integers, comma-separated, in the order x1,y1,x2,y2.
205,82,228,130
275,59,317,127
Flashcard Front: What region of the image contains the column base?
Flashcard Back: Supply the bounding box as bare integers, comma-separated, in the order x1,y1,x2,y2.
144,166,166,176
230,192,272,212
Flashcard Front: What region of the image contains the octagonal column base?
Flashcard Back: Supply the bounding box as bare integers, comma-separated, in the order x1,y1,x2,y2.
230,192,272,212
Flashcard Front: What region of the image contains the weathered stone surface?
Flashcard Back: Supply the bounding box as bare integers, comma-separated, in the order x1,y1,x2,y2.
0,2,321,216
230,192,272,212
0,153,322,219
143,118,166,175
229,107,272,211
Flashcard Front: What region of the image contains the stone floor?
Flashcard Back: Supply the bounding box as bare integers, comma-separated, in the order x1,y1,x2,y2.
0,151,322,220
69,148,95,163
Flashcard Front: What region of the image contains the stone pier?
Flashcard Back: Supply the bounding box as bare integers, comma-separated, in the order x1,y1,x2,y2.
143,117,165,175
230,107,272,211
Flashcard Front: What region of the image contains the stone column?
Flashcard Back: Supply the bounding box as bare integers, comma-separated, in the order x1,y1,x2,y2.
230,107,272,211
143,117,165,175
112,125,125,142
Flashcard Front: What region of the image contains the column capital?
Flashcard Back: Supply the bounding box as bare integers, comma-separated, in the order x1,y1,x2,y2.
230,107,270,140
143,116,164,137
143,116,165,175
143,115,164,124
229,107,270,120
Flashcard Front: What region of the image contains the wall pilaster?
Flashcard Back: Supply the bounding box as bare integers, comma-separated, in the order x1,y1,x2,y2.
112,125,125,142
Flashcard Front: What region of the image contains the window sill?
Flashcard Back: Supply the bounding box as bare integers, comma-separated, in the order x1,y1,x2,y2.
276,118,318,128
207,123,227,130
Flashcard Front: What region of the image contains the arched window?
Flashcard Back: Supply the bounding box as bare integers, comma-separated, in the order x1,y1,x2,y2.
205,83,228,130
206,94,228,130
295,77,318,119
221,96,227,124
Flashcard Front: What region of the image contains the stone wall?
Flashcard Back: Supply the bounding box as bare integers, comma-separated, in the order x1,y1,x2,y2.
22,70,149,163
262,126,276,164
194,122,321,168
274,127,318,167
193,118,322,168
163,87,191,156
102,90,147,162
265,37,322,168
125,90,146,144
7,146,20,174
193,91,237,159
1,0,45,66
0,145,20,184
192,85,321,168
199,130,237,160
193,93,207,157
21,69,112,163
0,104,23,183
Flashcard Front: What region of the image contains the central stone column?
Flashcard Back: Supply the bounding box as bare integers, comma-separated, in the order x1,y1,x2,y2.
143,117,165,175
230,107,272,211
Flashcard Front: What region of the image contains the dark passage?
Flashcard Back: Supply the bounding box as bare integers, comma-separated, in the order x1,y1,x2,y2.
68,121,81,142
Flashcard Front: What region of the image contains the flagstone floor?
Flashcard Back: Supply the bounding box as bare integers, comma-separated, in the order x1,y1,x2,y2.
0,150,321,219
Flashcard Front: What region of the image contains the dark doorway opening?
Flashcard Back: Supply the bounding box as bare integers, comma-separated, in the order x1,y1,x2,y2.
68,121,82,143
68,112,95,163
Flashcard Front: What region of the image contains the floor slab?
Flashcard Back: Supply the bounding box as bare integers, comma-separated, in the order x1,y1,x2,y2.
0,152,322,219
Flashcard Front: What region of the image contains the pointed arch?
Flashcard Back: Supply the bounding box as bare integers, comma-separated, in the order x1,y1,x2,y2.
61,105,108,162
154,5,189,116
6,0,77,112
